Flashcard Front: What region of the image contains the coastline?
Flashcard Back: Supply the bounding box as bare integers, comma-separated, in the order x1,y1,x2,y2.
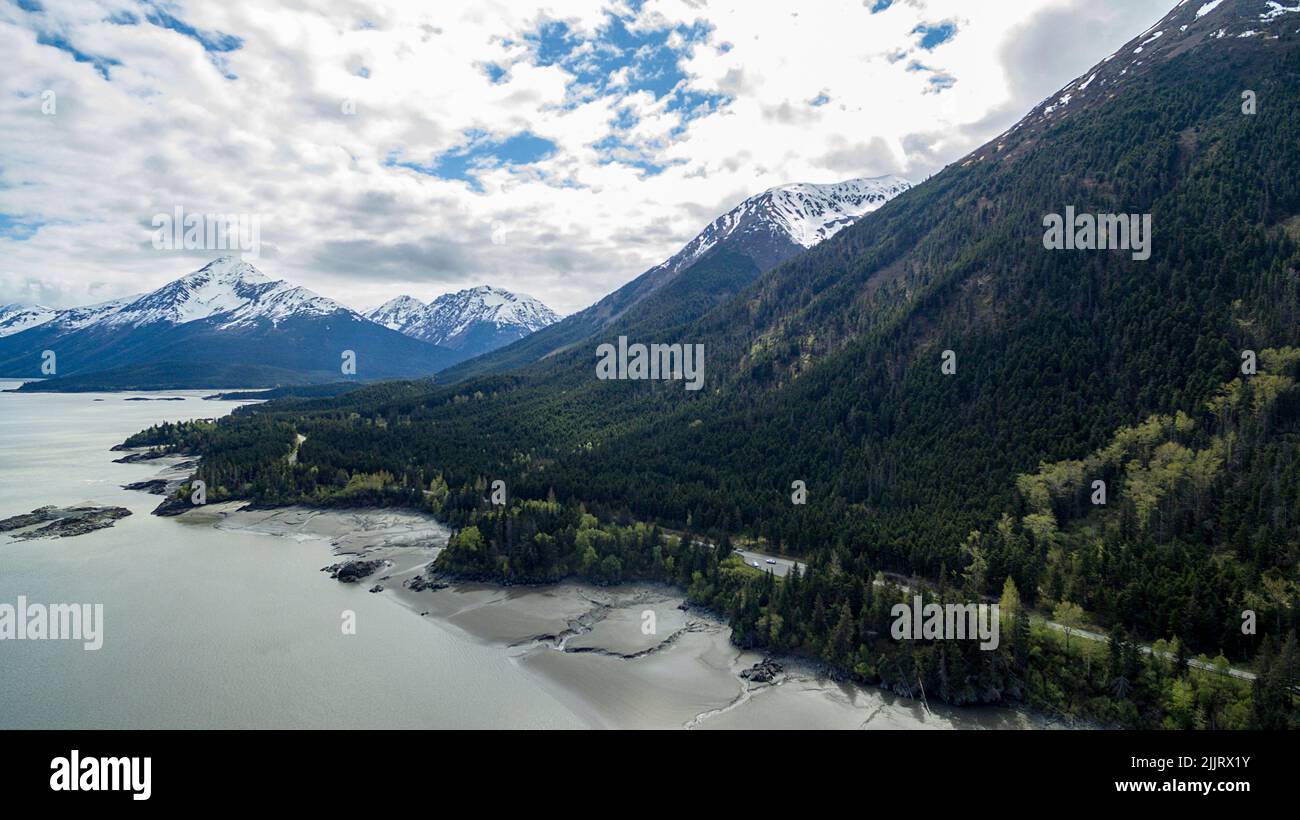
0,380,1063,730
183,500,1058,729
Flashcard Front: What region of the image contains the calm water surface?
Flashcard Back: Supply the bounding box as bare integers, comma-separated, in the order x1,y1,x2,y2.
0,381,584,728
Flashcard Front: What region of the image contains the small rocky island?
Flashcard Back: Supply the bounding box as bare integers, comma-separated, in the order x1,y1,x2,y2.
322,559,385,583
0,504,133,541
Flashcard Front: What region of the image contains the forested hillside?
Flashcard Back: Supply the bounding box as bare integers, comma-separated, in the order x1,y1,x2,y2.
126,0,1300,727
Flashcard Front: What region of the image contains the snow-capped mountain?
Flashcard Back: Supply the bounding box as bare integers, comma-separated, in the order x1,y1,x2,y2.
0,256,461,389
3,258,350,341
0,303,58,338
657,175,913,277
367,286,559,357
93,256,349,330
367,294,427,333
421,286,560,343
438,174,912,382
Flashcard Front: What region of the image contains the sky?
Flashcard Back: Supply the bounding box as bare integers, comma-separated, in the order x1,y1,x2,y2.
0,0,1176,316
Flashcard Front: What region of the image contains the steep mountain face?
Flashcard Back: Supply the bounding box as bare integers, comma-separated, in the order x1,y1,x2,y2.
989,0,1300,158
366,286,559,358
436,175,911,382
0,257,461,389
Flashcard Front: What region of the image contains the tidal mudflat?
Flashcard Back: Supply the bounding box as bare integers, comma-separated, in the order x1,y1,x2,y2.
205,502,1052,730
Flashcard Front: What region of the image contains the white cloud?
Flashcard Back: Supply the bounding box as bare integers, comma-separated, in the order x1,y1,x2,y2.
0,0,1174,315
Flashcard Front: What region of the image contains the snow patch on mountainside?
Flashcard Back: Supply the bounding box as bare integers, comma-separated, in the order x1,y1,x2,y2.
1260,1,1300,20
1197,0,1225,18
24,296,139,335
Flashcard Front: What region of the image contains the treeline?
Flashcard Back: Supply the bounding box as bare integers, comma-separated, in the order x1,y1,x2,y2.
431,496,1287,729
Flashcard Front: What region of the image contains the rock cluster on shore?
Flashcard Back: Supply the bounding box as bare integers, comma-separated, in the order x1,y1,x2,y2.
739,657,783,684
111,450,168,464
121,478,170,495
405,574,448,592
0,505,133,541
322,560,384,583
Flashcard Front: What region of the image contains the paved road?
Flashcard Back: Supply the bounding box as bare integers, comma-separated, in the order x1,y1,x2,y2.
673,531,1256,681
1039,618,1256,680
732,548,803,578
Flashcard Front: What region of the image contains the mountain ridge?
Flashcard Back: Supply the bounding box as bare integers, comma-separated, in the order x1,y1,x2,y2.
366,285,560,358
0,257,462,388
434,174,912,383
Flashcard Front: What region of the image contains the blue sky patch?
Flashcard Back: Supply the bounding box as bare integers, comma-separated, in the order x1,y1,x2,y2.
508,9,732,174
906,59,955,94
0,213,43,241
869,1,894,12
140,3,242,53
912,21,958,50
591,133,684,178
523,12,721,111
36,32,120,79
98,2,244,79
389,131,558,192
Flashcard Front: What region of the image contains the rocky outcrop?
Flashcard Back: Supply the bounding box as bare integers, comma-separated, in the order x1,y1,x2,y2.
151,496,193,517
112,450,168,464
122,478,170,495
322,560,384,583
405,574,449,592
0,505,132,540
739,657,783,684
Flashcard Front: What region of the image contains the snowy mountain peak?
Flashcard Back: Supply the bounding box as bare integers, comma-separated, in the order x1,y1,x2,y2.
365,285,560,353
46,258,354,332
656,174,912,276
368,295,428,331
187,255,273,287
758,175,915,247
428,285,559,336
